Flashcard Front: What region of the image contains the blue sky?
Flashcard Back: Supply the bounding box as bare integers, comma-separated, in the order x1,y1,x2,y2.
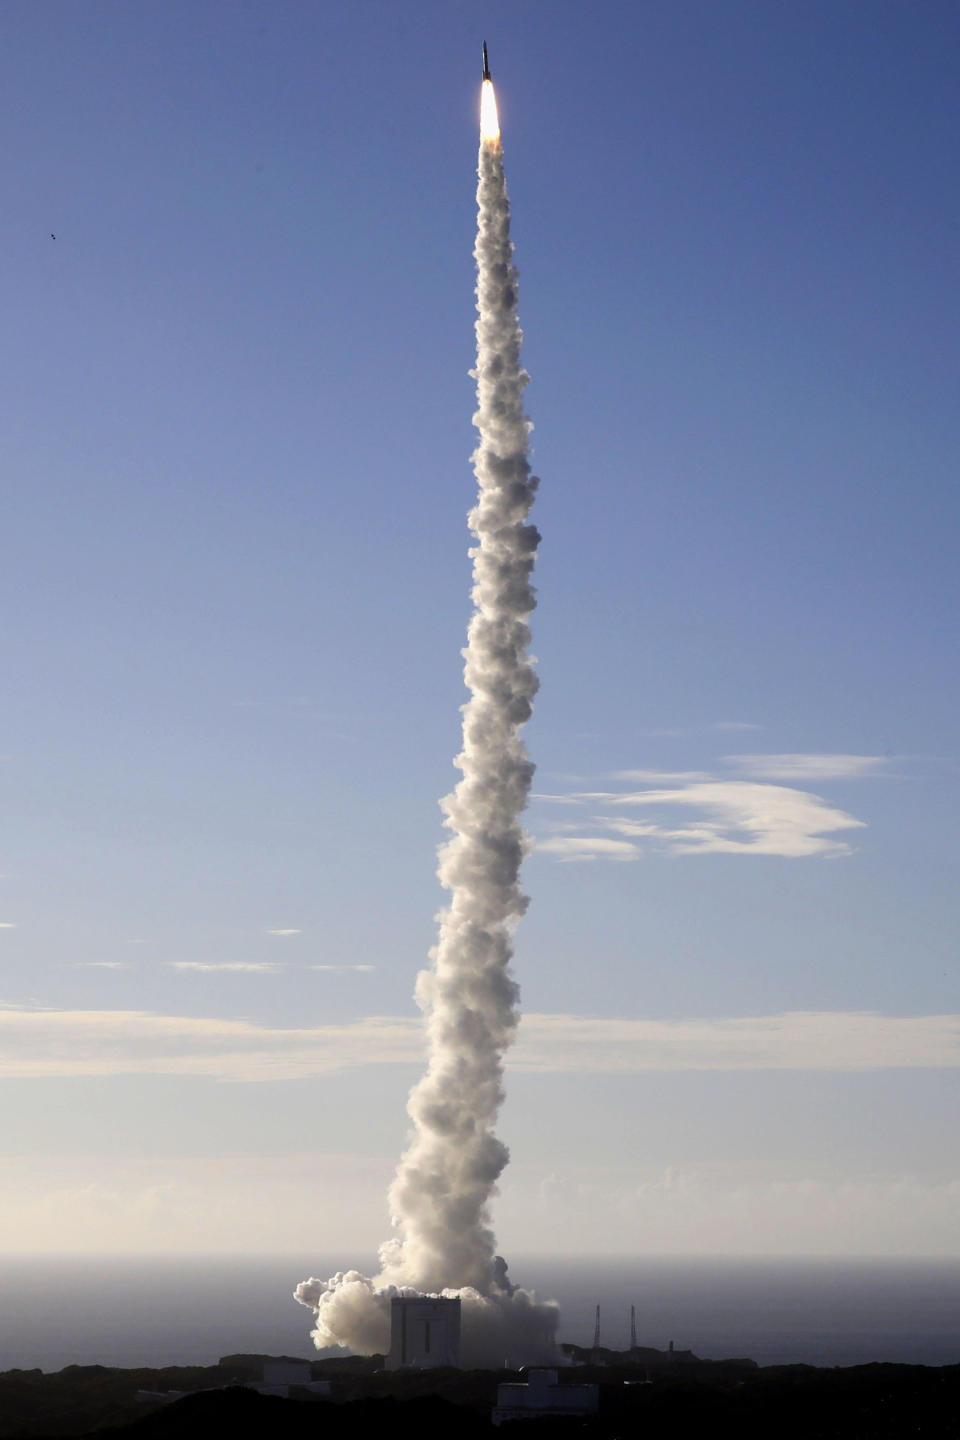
2,0,959,1259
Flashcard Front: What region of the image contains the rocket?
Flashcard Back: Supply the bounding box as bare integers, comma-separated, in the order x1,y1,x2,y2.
482,41,490,81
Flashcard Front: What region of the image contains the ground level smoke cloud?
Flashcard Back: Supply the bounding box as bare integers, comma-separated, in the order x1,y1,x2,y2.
294,1256,558,1367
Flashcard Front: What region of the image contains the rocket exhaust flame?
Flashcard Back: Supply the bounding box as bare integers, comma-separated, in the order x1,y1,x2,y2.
480,79,500,144
295,55,557,1368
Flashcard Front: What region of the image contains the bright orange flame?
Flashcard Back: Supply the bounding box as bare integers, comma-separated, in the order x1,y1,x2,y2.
480,79,500,143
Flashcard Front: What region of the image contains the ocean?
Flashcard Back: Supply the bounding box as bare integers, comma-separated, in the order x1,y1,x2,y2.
2,1255,959,1373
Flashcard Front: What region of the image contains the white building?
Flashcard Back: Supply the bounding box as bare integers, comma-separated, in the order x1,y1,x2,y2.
135,1360,331,1406
252,1360,331,1398
386,1295,461,1369
492,1369,599,1426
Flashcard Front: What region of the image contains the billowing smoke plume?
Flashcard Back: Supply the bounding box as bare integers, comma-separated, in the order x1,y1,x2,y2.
296,81,557,1367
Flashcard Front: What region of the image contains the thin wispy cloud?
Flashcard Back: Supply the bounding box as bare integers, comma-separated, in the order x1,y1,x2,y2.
170,960,373,975
535,837,640,862
265,928,302,936
599,781,865,857
518,1012,960,1072
724,754,889,781
612,769,712,783
74,962,133,970
533,754,878,860
169,961,282,974
0,922,19,930
310,964,376,973
0,1006,957,1082
647,721,764,737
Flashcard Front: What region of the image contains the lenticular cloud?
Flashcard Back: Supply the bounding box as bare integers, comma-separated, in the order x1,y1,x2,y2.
295,88,557,1367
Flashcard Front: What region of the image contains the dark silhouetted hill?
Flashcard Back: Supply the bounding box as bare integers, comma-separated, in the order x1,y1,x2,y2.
3,1354,960,1438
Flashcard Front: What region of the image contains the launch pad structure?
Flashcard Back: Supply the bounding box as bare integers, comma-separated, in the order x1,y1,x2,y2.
386,1296,462,1370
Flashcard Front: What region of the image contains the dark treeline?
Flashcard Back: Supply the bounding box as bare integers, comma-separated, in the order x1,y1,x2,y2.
3,1354,960,1439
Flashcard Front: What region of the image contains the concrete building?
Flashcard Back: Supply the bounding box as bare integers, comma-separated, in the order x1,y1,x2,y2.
386,1295,461,1369
253,1361,331,1398
135,1361,331,1406
492,1369,599,1426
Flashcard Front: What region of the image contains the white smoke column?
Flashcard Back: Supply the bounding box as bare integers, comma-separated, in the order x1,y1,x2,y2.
296,74,556,1365
381,74,539,1298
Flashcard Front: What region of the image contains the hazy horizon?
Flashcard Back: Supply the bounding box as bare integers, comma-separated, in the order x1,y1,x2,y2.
4,1254,960,1373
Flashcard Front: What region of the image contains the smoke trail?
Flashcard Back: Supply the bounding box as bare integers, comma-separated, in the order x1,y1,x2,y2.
296,76,557,1366
380,89,540,1300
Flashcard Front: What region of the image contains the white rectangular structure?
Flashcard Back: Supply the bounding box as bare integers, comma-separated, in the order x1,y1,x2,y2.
492,1369,599,1426
387,1296,461,1369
